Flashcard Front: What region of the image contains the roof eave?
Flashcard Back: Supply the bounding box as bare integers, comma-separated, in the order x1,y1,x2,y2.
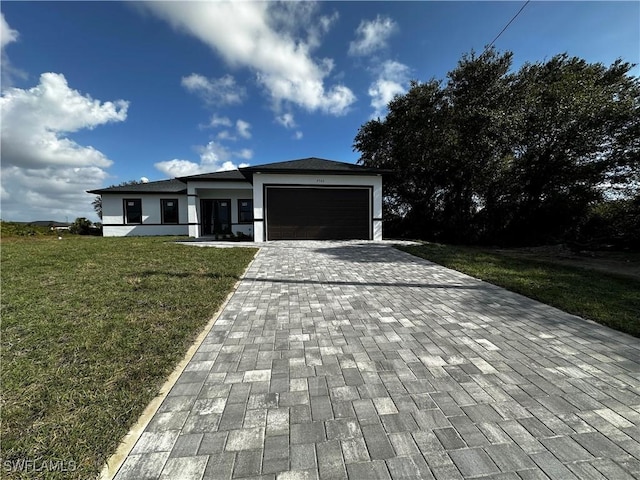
86,188,187,194
240,168,388,176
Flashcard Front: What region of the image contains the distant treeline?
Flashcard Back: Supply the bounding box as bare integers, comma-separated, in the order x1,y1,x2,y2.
1,219,102,237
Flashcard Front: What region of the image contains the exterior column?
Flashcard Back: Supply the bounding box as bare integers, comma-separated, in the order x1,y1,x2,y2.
253,175,264,242
373,176,383,241
187,186,199,238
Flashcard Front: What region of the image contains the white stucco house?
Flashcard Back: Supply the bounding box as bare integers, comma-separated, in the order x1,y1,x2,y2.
88,158,385,242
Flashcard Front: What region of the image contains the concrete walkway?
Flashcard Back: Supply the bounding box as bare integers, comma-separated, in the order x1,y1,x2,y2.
113,241,640,480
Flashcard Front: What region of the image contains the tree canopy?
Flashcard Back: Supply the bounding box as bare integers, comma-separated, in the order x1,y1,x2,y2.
354,49,640,247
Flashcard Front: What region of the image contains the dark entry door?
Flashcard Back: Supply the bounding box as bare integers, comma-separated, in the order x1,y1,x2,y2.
201,199,231,235
266,187,370,240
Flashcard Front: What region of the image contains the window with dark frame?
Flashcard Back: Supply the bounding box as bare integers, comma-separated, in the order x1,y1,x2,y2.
124,199,142,224
161,199,179,224
238,199,253,224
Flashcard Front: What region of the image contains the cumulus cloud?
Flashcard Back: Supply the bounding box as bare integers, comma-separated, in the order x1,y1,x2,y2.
294,131,303,140
0,72,128,221
181,73,245,106
145,2,355,115
349,16,397,57
154,141,251,177
369,60,410,118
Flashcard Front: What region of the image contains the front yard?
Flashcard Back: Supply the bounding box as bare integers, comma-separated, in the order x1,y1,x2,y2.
1,235,256,479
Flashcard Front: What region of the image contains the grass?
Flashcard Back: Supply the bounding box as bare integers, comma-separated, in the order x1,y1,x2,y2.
1,235,257,479
399,243,640,337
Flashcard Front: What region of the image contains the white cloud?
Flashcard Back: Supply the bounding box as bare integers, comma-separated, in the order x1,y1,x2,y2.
1,12,18,50
236,119,251,139
181,73,245,106
1,13,26,88
146,2,355,115
152,159,202,178
369,60,411,118
209,117,251,141
276,113,296,129
154,141,252,177
349,16,397,57
1,165,111,222
275,114,303,139
0,73,128,221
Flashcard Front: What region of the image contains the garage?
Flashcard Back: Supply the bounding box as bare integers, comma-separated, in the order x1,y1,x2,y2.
266,186,371,240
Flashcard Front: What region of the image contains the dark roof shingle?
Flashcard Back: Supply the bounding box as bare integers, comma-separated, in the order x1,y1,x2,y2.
240,157,384,175
87,178,187,194
176,170,248,182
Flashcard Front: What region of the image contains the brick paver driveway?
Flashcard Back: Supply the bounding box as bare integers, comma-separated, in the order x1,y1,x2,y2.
114,242,640,479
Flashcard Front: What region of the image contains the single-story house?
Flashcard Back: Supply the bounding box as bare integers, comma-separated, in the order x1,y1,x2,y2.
88,157,385,242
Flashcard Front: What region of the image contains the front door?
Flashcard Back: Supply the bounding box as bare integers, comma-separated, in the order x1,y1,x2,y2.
200,199,231,235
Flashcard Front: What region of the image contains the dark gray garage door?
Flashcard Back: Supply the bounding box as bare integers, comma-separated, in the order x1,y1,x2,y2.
266,187,370,240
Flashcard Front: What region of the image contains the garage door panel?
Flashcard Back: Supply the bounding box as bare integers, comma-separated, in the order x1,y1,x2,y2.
266,187,370,240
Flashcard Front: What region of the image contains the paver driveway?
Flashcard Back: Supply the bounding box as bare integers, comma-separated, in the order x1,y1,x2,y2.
114,241,640,480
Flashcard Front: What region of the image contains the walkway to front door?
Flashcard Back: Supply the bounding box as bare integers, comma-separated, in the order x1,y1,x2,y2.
112,241,640,480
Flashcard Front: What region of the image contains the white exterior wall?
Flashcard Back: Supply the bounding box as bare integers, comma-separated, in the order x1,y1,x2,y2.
185,182,253,239
101,193,189,237
251,173,383,242
99,174,383,241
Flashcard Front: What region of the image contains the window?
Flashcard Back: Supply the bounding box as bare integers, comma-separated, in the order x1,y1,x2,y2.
238,199,253,224
124,199,142,224
161,199,179,224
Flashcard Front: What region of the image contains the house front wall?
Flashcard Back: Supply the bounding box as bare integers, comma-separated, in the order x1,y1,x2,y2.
185,182,253,238
99,173,383,240
251,173,383,242
102,193,189,237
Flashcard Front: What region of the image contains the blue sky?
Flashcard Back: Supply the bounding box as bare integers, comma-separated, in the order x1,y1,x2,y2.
1,1,638,222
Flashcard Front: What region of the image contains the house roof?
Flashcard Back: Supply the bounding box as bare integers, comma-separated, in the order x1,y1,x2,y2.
240,157,385,175
87,158,387,194
175,169,248,182
87,178,187,194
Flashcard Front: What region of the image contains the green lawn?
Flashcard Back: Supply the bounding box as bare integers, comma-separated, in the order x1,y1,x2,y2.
1,235,256,479
399,243,640,337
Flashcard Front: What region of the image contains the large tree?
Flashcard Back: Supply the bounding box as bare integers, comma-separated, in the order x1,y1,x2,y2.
502,55,640,243
354,80,449,238
354,49,640,245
